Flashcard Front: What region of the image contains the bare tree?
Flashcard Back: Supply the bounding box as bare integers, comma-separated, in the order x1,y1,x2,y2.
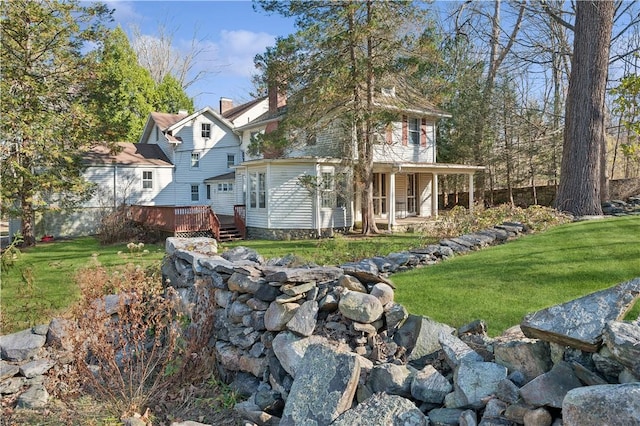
554,1,615,215
130,23,216,91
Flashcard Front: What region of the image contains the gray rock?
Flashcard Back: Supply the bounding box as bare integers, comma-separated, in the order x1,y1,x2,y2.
368,363,414,398
519,361,582,408
221,246,263,264
280,344,360,426
520,278,640,352
170,422,212,426
439,331,484,368
271,332,330,378
19,359,55,379
454,361,508,408
493,333,552,384
338,290,383,324
370,283,394,306
460,409,478,426
238,353,269,377
394,315,456,365
214,289,234,308
481,398,508,421
215,341,241,372
286,300,318,337
228,272,264,294
16,384,49,409
263,266,342,283
333,393,427,426
0,360,19,380
246,297,270,311
0,377,25,394
592,345,626,382
428,408,465,425
563,383,640,426
495,379,520,404
228,300,253,323
46,317,73,350
341,259,394,286
411,364,453,404
385,303,409,331
280,282,316,297
338,275,368,293
254,283,282,304
619,368,640,383
227,325,261,349
235,400,280,425
319,293,339,312
166,237,217,256
264,301,299,331
571,361,607,386
0,329,46,362
603,320,640,375
198,255,235,274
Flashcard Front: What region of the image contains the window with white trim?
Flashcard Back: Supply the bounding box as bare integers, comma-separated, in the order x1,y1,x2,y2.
142,171,153,189
218,183,233,192
249,172,266,208
227,154,235,168
201,123,211,138
408,118,420,145
191,184,199,201
191,152,200,168
320,172,335,208
206,184,211,200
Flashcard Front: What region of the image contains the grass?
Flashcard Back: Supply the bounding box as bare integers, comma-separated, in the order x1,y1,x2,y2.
221,232,433,266
393,215,640,336
0,237,165,333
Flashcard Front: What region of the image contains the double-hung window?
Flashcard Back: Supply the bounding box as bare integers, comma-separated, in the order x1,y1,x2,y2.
201,123,211,138
191,185,199,201
227,154,235,168
142,171,153,189
408,118,420,145
191,152,200,168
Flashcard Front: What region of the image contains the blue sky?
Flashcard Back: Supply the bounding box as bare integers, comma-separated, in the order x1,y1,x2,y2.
105,1,297,110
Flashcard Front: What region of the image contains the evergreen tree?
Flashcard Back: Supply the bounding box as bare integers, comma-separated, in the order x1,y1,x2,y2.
0,0,112,246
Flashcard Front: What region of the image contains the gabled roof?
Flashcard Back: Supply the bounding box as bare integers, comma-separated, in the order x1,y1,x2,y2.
139,106,236,144
84,142,173,167
222,97,267,121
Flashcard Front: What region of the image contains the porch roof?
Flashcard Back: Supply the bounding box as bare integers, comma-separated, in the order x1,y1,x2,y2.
373,161,485,175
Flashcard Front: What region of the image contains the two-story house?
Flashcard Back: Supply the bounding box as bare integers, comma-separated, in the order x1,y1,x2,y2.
232,87,484,239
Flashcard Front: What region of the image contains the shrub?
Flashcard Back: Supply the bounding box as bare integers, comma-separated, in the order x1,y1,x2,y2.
428,204,572,238
68,262,215,420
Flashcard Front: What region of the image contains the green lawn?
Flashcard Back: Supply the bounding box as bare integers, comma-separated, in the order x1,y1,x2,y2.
393,216,640,336
1,237,165,333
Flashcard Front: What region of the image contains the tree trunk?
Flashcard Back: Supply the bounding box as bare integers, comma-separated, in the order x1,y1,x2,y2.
554,1,614,215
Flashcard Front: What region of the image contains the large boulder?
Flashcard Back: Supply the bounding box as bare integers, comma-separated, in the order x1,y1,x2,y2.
280,344,360,426
602,320,640,376
519,361,582,409
520,278,640,352
332,393,427,426
338,290,383,324
393,315,455,365
563,383,640,426
0,329,46,362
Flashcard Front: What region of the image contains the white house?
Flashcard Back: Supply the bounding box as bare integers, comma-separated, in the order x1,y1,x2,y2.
41,85,481,240
231,87,484,239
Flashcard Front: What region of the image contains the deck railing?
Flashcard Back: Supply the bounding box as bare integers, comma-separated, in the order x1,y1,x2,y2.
233,204,246,239
128,205,220,238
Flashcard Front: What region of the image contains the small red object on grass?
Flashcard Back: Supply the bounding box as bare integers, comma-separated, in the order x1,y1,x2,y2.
41,235,54,242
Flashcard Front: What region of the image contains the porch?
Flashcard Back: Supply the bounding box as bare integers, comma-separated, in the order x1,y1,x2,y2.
371,162,485,231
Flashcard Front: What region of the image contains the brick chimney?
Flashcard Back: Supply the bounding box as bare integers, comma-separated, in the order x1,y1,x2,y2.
219,97,233,114
268,82,286,113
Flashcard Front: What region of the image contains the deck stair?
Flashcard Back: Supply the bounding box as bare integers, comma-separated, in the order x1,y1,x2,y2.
218,224,243,242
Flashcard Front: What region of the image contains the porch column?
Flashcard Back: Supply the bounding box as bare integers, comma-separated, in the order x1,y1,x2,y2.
431,173,439,217
389,172,396,229
468,173,474,212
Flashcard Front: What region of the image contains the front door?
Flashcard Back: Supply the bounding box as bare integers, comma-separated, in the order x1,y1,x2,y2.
373,173,387,217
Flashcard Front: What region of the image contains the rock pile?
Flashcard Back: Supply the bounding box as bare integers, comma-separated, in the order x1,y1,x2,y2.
602,195,640,215
159,233,640,425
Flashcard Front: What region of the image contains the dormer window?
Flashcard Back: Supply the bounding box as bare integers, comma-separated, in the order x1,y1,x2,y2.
201,123,211,138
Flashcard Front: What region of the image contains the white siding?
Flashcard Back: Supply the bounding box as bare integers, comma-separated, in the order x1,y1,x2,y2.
395,174,407,218
267,164,316,229
418,173,433,217
83,165,173,207
373,120,436,163
210,182,235,216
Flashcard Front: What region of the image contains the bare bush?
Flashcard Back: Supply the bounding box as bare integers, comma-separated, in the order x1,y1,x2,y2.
67,263,215,420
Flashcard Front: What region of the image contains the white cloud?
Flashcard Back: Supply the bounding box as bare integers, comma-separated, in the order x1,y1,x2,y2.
217,30,276,77
103,1,142,24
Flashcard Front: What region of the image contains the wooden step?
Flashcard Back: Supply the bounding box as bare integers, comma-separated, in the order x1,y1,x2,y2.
218,226,243,242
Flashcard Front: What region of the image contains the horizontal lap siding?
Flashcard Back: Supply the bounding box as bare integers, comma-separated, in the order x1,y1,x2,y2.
268,165,316,229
